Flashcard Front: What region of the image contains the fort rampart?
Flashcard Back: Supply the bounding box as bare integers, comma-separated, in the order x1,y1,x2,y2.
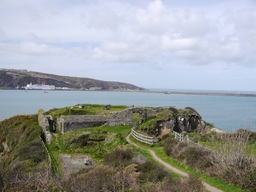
38,107,156,139
38,109,52,143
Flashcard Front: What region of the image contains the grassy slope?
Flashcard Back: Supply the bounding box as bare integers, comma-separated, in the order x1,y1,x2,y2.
1,104,253,191
129,136,244,192
0,114,48,172
42,105,255,191
46,103,128,118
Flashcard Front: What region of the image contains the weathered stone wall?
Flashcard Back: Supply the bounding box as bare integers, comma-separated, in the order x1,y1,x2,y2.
107,107,156,126
107,109,133,126
58,107,156,133
59,115,107,133
145,108,156,119
38,109,52,143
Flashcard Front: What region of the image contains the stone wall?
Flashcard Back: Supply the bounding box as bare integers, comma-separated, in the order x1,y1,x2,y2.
58,107,156,133
107,109,133,126
38,109,52,143
107,107,156,126
59,115,107,133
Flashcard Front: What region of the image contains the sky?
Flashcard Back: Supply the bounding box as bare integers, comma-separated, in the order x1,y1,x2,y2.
0,0,256,91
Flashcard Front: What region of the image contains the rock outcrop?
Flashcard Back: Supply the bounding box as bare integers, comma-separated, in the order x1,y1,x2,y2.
140,107,207,137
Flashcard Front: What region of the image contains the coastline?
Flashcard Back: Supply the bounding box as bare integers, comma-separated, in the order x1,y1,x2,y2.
2,88,256,98
151,90,256,98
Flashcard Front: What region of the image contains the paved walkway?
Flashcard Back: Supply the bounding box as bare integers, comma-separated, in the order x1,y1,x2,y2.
126,134,223,192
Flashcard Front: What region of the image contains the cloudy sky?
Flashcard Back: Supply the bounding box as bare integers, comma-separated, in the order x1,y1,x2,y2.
0,0,256,91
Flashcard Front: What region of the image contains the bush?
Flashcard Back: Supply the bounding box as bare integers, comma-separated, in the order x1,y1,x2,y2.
103,148,134,167
137,160,171,183
69,165,117,192
171,141,189,159
182,174,206,192
163,137,179,156
19,140,47,164
180,146,213,170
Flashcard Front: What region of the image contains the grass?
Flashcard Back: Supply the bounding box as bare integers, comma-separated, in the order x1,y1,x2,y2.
153,147,244,192
0,114,49,172
188,131,256,158
47,125,132,167
128,135,181,178
129,134,244,192
1,106,251,191
46,104,128,119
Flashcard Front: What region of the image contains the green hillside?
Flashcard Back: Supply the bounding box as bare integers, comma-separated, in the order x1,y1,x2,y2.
0,104,255,191
0,69,146,91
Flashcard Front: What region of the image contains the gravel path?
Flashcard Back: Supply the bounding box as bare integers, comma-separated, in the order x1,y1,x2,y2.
126,134,223,192
60,154,93,180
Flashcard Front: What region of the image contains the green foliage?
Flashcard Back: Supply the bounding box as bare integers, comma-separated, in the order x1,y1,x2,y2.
2,104,255,192
163,137,179,156
137,116,157,130
132,113,140,123
137,160,171,183
46,104,128,118
162,130,256,191
137,108,175,132
0,115,49,173
177,108,190,117
103,148,134,167
47,125,131,160
180,146,213,170
0,114,41,148
19,140,47,164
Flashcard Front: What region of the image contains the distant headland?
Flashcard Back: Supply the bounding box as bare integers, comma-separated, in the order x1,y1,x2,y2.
0,68,146,91
151,90,256,98
1,68,256,98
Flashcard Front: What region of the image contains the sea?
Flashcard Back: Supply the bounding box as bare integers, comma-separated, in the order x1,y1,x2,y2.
1,89,256,132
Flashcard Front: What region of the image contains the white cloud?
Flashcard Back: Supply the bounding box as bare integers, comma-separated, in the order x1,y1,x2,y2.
0,28,7,41
0,0,256,90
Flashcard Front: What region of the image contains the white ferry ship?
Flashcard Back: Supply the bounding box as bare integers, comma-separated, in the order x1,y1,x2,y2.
26,82,55,90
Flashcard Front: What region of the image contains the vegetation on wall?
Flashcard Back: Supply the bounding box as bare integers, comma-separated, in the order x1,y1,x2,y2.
46,104,128,119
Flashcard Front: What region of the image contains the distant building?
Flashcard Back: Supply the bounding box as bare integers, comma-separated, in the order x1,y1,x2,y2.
89,87,102,91
55,87,71,90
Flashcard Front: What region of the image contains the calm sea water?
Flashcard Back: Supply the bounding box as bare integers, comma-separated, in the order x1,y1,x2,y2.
1,90,256,132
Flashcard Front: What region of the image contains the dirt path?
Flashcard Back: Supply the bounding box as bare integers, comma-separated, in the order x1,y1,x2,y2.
126,134,223,192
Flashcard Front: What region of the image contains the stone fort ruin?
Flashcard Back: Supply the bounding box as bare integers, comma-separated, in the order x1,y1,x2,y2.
38,106,204,144
38,107,156,142
58,107,155,133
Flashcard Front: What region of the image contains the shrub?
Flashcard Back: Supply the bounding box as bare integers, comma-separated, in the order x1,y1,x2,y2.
163,137,178,156
137,160,171,183
180,146,213,170
171,141,189,159
182,174,206,192
18,140,47,164
103,148,134,167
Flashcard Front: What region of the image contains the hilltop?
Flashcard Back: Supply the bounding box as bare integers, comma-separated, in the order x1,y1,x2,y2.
0,69,146,91
0,104,255,191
